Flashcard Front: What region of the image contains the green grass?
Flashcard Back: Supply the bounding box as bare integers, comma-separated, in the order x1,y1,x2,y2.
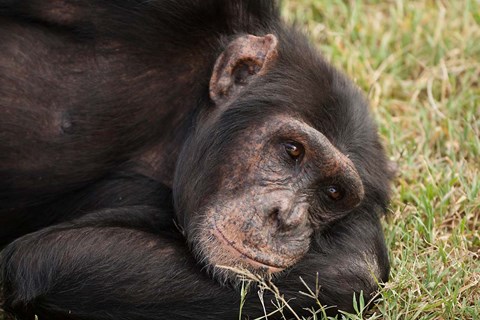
1,1,479,319
280,0,479,318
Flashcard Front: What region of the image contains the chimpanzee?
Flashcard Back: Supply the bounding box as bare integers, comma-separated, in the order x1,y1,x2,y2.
0,1,393,319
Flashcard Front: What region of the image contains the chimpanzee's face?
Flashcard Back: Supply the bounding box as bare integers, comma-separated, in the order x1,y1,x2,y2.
173,33,366,278
174,113,364,276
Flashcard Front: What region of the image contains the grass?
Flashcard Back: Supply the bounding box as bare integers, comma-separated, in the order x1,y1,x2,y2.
280,0,480,318
1,1,479,319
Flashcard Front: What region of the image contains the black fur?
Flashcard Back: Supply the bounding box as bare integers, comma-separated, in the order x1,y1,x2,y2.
0,1,392,319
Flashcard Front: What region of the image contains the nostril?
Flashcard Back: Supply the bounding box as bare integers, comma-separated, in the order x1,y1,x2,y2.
268,207,291,230
267,207,281,229
269,207,281,221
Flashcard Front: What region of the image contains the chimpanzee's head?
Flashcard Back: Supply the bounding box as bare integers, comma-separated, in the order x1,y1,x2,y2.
173,31,390,278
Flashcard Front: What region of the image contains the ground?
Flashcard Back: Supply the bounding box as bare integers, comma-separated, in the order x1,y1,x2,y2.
281,0,479,318
1,1,479,319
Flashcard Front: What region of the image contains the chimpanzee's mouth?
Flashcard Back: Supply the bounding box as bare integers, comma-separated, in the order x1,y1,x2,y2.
212,222,288,273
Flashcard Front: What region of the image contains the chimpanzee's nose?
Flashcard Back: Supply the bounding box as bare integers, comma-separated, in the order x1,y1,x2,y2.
269,201,310,231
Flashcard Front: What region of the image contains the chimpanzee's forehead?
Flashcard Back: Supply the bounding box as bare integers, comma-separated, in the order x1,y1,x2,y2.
239,58,371,144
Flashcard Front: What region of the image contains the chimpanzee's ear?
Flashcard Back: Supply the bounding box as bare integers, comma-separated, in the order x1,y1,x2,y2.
209,34,278,106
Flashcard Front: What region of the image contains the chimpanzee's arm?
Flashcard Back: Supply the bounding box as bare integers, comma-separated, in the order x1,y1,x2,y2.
1,208,242,320
1,207,388,320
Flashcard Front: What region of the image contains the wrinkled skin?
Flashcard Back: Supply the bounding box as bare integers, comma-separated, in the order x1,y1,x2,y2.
179,116,365,274
0,1,393,319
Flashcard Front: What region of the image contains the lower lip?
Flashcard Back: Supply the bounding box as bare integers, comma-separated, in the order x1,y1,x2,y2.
212,224,286,273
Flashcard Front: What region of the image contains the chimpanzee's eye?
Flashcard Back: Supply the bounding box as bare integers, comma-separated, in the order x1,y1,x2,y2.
326,185,343,201
284,141,304,160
